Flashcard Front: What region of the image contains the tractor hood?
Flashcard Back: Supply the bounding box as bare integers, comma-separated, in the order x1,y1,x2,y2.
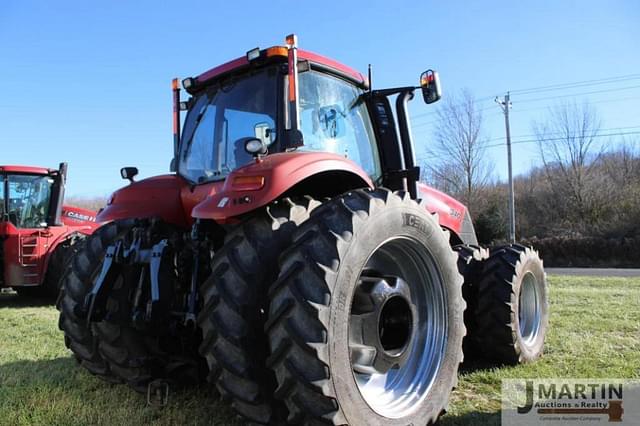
417,182,477,245
191,151,372,222
97,174,190,227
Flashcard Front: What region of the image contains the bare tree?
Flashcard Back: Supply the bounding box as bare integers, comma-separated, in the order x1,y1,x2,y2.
532,101,602,227
422,89,491,212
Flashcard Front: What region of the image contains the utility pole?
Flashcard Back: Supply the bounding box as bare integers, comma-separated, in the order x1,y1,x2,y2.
495,93,516,243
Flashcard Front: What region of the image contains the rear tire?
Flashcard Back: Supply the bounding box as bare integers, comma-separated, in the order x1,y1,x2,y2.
197,197,320,424
454,244,489,359
266,189,465,425
57,221,134,382
474,244,548,364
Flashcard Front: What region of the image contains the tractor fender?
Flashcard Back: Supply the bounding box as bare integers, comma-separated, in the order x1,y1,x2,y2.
417,182,478,245
97,174,191,228
192,152,373,222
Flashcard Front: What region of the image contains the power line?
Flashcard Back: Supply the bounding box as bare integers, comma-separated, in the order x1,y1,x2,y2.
482,125,640,144
508,74,640,96
509,84,640,105
508,95,640,115
411,92,640,131
410,73,640,121
483,130,640,150
418,130,640,161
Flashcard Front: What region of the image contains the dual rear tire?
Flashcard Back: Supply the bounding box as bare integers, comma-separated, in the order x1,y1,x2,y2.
198,188,465,425
471,244,549,364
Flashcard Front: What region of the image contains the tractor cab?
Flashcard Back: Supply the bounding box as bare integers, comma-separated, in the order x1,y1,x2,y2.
0,164,68,288
175,47,382,186
173,37,440,200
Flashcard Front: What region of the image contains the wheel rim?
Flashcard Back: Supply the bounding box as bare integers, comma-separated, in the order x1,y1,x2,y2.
349,237,448,419
519,271,541,345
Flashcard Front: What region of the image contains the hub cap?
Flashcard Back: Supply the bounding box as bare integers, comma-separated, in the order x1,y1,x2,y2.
519,271,541,345
349,237,448,419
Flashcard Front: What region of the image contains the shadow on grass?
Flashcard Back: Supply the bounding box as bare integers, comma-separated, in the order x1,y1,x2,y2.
0,292,55,308
0,356,503,426
459,356,505,374
438,411,500,426
0,356,239,425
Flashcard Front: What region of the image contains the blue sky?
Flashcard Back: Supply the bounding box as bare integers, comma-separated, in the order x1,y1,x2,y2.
1,1,639,197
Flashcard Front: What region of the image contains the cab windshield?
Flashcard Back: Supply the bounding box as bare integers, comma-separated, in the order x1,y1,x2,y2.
5,174,53,228
178,67,278,183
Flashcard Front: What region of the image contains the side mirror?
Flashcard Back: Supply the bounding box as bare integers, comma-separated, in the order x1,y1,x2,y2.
120,167,139,183
244,137,268,157
169,158,177,173
420,70,442,104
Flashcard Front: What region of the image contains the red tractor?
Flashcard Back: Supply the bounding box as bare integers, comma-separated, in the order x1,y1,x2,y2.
58,35,549,425
1,164,99,298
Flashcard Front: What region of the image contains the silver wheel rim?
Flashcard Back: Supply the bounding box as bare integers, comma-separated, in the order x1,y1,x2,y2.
349,237,448,419
519,271,541,345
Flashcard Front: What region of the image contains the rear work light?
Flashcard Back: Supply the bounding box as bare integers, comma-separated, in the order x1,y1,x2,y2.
232,175,265,191
246,47,260,61
182,77,195,90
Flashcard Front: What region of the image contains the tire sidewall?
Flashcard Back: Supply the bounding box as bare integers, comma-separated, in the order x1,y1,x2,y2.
513,254,548,362
328,202,463,425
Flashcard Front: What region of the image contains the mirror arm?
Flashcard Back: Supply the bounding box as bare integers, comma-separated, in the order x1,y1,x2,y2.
370,86,416,97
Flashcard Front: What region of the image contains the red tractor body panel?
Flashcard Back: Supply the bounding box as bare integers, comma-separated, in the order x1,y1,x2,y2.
191,152,373,222
417,182,466,235
96,175,224,228
60,205,99,229
97,175,192,227
0,165,53,175
2,218,98,288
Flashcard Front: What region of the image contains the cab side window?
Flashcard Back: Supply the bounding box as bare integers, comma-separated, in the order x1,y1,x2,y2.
7,175,52,228
297,71,381,179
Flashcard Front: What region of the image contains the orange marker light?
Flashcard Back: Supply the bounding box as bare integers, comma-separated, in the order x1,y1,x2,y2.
172,78,179,90
285,34,297,47
232,175,265,191
265,46,288,58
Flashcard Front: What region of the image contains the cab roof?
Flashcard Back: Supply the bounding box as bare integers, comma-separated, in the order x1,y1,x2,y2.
0,165,53,175
195,47,368,89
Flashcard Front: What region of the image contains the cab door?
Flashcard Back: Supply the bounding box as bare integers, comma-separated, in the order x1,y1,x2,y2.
2,174,53,288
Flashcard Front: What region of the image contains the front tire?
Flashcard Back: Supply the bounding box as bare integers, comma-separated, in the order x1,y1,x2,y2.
266,189,465,425
57,221,134,381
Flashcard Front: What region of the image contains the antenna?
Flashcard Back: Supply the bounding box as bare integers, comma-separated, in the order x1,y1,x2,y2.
368,64,373,91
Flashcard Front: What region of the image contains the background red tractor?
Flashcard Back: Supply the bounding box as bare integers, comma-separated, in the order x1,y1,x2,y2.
1,163,99,298
58,35,549,425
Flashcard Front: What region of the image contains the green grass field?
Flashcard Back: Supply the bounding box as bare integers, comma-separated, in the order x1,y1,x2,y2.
1,276,639,426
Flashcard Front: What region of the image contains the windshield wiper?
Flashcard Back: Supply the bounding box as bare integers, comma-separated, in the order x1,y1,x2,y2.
182,88,219,160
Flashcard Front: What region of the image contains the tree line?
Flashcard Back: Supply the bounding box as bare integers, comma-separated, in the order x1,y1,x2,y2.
420,91,640,266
